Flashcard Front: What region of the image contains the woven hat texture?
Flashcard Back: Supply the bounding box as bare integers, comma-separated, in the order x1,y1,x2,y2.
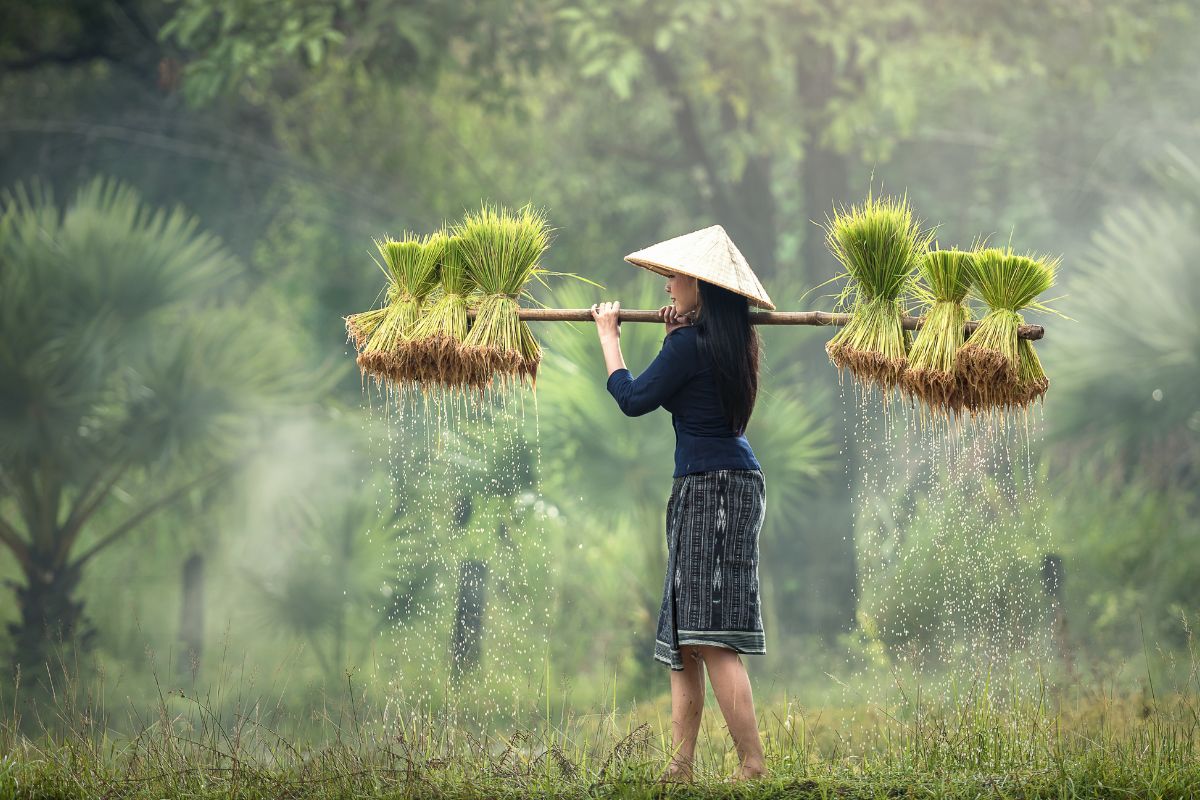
624,224,775,310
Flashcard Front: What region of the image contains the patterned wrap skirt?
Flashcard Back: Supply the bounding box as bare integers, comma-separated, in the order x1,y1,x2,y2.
654,468,767,670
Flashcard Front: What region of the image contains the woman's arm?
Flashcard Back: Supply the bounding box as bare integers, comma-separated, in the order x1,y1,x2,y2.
591,301,691,377
592,301,694,417
591,300,627,377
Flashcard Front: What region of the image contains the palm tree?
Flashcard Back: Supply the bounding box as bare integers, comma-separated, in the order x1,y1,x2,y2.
1046,144,1200,484
0,177,317,683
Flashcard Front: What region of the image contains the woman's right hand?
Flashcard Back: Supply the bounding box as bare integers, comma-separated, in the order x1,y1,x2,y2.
659,305,692,335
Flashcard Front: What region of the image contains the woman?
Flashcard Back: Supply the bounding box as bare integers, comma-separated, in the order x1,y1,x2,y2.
589,225,774,784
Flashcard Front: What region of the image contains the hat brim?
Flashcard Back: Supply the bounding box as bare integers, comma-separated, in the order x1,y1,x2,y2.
624,256,777,311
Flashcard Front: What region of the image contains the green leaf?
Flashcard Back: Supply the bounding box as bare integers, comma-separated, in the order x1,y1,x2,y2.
580,57,610,79
305,38,324,65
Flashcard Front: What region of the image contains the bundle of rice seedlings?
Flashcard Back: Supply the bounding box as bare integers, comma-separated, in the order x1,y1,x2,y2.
345,305,388,351
456,203,552,390
405,233,481,389
956,247,1058,411
824,191,933,393
355,231,444,385
1009,258,1058,410
901,246,974,414
1014,337,1050,407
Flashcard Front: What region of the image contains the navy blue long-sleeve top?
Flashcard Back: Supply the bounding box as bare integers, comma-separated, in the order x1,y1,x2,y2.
605,325,762,478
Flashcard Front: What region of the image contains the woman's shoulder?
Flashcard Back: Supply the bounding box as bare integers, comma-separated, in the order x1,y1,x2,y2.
663,325,700,357
663,325,702,373
665,325,699,344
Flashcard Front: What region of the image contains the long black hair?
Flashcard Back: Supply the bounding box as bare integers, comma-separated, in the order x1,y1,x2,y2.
694,280,760,436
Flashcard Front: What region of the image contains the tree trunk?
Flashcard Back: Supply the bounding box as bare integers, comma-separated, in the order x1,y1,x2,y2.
1041,553,1075,678
7,554,96,688
798,35,855,288
715,100,779,274
801,144,850,286
177,552,205,680
450,559,488,685
796,48,858,638
798,128,857,640
724,150,779,276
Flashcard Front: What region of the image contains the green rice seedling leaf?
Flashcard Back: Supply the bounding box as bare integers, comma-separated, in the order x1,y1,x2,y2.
531,269,605,292
456,202,551,297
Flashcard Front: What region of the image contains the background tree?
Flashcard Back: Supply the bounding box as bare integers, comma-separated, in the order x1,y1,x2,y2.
1047,145,1200,485
0,178,319,683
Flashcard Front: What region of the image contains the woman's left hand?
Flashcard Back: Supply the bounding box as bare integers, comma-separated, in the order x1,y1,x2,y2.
591,300,621,340
659,305,692,335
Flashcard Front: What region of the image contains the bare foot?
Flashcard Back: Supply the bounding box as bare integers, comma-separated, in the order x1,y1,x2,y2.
657,762,694,784
729,762,769,781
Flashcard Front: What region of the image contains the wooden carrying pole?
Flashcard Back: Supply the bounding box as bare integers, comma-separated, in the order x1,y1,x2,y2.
477,308,1045,341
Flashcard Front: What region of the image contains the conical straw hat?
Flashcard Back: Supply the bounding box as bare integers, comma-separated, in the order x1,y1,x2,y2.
624,224,775,310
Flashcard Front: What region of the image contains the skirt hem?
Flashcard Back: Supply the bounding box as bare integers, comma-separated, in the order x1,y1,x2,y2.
654,635,766,671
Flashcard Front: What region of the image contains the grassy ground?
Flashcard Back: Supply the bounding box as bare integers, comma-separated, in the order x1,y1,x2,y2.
1,656,1198,800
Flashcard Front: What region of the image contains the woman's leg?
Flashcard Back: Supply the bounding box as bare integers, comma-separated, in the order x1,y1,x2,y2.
663,645,705,780
695,645,767,779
